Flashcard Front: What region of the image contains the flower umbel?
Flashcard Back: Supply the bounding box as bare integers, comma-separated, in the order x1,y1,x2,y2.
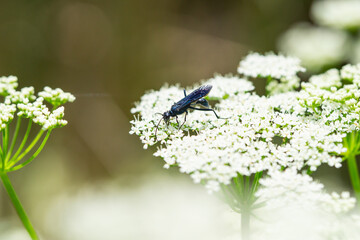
0,75,75,240
131,54,345,193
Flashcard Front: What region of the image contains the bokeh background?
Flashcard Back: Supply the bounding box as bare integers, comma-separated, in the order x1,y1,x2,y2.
0,0,353,239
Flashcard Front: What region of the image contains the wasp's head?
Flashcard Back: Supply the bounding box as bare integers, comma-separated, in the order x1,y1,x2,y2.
162,111,171,125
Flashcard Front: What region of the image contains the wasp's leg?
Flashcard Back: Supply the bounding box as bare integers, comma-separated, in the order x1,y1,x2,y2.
183,89,187,97
189,106,221,119
176,115,180,126
179,111,188,129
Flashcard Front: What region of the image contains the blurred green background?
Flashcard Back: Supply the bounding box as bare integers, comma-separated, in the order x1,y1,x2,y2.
1,0,348,239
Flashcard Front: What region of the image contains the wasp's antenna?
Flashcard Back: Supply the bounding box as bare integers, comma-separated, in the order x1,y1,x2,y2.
154,117,164,141
155,112,163,116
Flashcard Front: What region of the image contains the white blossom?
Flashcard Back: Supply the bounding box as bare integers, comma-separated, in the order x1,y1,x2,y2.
256,169,356,213
237,52,305,79
254,169,360,240
311,0,360,30
18,98,68,130
198,74,254,99
0,103,16,130
39,86,76,107
0,76,18,95
0,75,73,130
299,64,360,133
5,87,35,104
131,71,345,192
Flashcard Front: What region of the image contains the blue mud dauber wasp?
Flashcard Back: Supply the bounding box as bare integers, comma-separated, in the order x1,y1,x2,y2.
154,85,223,139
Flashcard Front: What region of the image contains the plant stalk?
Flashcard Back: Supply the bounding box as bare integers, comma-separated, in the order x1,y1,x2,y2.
347,154,360,201
0,172,39,240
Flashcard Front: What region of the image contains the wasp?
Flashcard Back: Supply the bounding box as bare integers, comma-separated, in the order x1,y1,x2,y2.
154,85,222,139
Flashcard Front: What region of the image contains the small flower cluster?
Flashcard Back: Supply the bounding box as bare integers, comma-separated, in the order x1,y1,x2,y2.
256,169,356,213
0,76,75,130
254,170,359,240
0,76,18,95
0,103,16,130
237,52,305,95
131,53,347,192
298,64,360,133
39,86,76,108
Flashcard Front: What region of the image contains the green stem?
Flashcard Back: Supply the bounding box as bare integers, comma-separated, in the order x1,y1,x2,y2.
10,120,32,164
12,129,44,165
347,154,360,201
0,172,39,240
2,127,9,171
9,130,52,171
5,117,22,164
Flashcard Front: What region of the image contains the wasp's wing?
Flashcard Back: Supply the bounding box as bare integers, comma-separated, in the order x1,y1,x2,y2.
171,85,212,112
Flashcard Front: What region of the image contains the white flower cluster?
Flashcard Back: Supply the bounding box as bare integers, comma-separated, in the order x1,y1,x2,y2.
311,0,360,30
237,52,305,79
198,74,254,99
278,24,349,71
299,64,360,133
131,55,348,192
0,76,74,130
38,86,76,107
254,169,360,240
5,87,35,104
18,98,67,130
0,76,18,95
0,103,16,130
256,169,356,213
237,52,305,95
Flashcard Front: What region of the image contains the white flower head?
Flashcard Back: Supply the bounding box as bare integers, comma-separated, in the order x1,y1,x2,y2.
311,0,360,30
199,74,254,99
256,169,356,213
38,86,76,108
299,64,360,133
0,103,16,131
131,72,345,192
17,97,68,130
278,23,350,72
5,87,36,104
0,76,18,96
254,169,359,240
237,52,305,79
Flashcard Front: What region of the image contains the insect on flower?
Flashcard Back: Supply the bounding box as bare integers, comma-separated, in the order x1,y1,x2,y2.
154,85,223,139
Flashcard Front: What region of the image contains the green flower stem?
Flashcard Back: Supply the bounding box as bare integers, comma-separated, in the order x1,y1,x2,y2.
0,172,39,240
9,130,52,171
221,173,264,240
2,127,9,171
343,131,360,202
347,154,360,201
11,128,44,165
5,117,22,164
10,120,32,164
